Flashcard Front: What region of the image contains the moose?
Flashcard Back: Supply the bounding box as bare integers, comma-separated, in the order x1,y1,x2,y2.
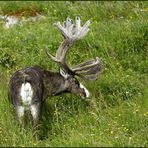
8,16,102,139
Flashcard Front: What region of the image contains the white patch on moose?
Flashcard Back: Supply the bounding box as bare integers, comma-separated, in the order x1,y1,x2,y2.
20,82,33,105
80,83,90,98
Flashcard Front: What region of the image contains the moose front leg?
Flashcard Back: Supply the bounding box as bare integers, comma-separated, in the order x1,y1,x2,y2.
30,103,41,140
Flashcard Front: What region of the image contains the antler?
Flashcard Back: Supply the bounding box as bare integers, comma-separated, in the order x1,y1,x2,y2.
71,57,102,80
46,16,102,80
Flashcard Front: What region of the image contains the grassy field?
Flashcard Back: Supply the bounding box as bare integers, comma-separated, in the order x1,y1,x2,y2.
0,1,148,147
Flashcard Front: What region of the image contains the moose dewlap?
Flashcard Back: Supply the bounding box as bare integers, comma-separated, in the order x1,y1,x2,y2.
8,16,102,139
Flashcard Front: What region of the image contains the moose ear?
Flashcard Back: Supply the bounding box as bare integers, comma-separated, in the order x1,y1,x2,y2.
60,68,70,79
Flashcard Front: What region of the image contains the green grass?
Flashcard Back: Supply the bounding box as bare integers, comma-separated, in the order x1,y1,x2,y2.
0,1,148,147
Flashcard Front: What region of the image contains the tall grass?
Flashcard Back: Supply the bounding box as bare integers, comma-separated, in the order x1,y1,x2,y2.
0,1,148,147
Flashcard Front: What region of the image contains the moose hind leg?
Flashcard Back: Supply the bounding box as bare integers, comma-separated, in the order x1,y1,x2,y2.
30,103,41,140
16,106,25,129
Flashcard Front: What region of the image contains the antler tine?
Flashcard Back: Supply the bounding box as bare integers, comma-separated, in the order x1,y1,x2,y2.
46,45,74,74
74,16,90,40
54,21,67,39
72,57,100,72
75,16,81,33
46,46,59,62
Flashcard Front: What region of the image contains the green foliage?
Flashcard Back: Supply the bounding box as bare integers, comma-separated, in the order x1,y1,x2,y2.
0,1,148,147
0,51,16,68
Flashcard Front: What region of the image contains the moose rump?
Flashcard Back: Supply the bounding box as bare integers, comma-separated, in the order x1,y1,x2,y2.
8,67,43,133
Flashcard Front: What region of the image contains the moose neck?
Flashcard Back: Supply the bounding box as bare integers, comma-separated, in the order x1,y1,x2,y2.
43,70,69,98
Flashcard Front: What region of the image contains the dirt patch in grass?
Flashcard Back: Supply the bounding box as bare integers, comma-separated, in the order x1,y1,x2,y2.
2,8,42,17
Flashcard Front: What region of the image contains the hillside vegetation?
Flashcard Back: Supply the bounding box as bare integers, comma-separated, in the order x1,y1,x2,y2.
0,1,148,147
